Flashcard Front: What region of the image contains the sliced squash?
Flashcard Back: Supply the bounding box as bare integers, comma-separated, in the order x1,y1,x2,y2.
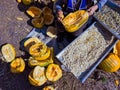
42,7,52,15
28,48,54,67
22,0,33,5
34,47,51,61
10,58,25,73
26,6,42,18
43,86,55,90
32,17,44,28
46,26,57,38
1,44,16,62
24,37,41,52
43,14,54,25
62,10,89,32
46,64,62,82
29,43,47,57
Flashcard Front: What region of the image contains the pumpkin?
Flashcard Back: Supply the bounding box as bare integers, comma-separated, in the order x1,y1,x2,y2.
22,0,33,5
26,6,42,18
62,10,89,32
1,44,16,62
43,86,55,90
99,53,120,72
29,43,47,57
28,66,47,86
32,17,44,28
46,26,57,38
10,58,25,73
46,64,62,82
34,47,51,61
24,37,41,52
113,40,120,57
43,14,54,25
42,7,52,15
28,48,54,67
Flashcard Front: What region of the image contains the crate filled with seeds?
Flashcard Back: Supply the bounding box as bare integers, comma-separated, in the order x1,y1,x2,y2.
94,0,120,39
56,22,118,83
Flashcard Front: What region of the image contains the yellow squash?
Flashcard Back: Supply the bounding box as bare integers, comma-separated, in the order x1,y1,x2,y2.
113,40,120,57
26,6,42,18
43,86,55,90
46,64,62,82
62,10,89,32
22,0,33,5
99,53,120,72
24,37,41,52
10,58,25,73
28,48,54,67
42,7,52,15
28,66,47,86
32,17,44,28
29,43,47,57
1,44,16,62
43,14,54,25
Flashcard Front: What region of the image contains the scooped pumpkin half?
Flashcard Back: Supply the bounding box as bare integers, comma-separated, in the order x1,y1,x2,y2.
46,64,62,82
34,47,51,61
43,14,54,25
24,37,41,52
43,86,55,90
42,7,52,15
32,17,44,28
29,43,47,57
1,44,16,62
29,66,47,86
10,57,25,73
28,48,54,67
26,6,42,18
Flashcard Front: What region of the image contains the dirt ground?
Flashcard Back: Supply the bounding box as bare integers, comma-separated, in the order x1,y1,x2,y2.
0,0,120,90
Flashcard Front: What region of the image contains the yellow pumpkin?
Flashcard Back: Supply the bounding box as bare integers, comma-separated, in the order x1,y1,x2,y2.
34,47,51,61
29,43,47,57
62,10,89,32
1,44,16,62
99,53,120,72
24,37,41,52
43,14,54,25
32,17,44,28
43,86,55,90
28,47,54,67
42,7,52,15
10,58,25,73
26,6,42,18
46,26,57,38
22,0,33,5
113,40,120,57
46,64,62,82
28,66,47,86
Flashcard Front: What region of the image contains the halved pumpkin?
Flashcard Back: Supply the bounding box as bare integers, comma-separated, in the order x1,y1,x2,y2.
113,40,120,57
46,64,62,82
43,86,55,90
29,43,47,57
34,47,51,61
32,17,44,28
24,37,41,52
26,6,42,18
99,53,120,72
62,10,89,32
28,48,54,67
43,14,54,25
46,26,57,38
10,58,25,73
1,44,16,62
22,0,33,5
42,7,52,15
33,66,47,86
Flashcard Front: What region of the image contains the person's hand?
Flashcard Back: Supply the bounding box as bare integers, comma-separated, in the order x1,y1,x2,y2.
87,5,98,16
57,10,64,22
